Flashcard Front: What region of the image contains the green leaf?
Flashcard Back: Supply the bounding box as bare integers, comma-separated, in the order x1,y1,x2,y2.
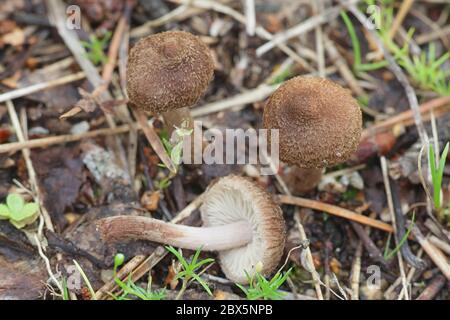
170,142,183,165
10,219,26,229
19,202,39,220
165,246,189,270
6,194,24,216
191,273,212,296
193,258,215,270
429,142,450,209
175,127,193,138
384,211,416,260
340,11,362,72
0,204,10,219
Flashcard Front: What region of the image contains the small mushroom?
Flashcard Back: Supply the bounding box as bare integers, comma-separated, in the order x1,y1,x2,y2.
263,76,362,192
127,30,214,135
96,175,286,284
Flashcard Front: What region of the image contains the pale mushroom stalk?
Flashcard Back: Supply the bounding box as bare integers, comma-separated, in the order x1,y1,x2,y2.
283,166,324,194
97,216,252,251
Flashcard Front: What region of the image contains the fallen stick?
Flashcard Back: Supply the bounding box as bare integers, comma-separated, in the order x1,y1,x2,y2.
362,96,450,139
0,124,133,154
411,226,450,281
415,274,446,300
277,194,394,233
0,71,85,104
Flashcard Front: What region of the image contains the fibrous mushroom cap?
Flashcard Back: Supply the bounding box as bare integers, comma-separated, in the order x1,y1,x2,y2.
127,31,214,114
263,76,362,168
200,175,286,284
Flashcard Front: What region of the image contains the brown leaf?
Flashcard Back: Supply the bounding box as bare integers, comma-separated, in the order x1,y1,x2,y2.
31,147,84,231
164,263,180,290
140,190,160,212
2,27,25,46
0,256,46,300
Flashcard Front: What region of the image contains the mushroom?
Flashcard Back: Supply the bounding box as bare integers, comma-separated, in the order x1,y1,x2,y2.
263,76,362,192
127,30,214,137
96,175,286,284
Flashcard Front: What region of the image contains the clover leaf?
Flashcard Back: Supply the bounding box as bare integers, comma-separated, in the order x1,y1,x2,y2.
0,204,10,219
0,194,40,229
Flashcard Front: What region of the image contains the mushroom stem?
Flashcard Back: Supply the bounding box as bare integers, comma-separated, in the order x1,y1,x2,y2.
284,166,323,194
97,216,253,251
133,109,177,173
162,107,194,137
162,107,207,161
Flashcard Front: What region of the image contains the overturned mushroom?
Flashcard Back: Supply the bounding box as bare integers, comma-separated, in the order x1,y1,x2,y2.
96,175,285,284
263,76,362,192
127,30,214,136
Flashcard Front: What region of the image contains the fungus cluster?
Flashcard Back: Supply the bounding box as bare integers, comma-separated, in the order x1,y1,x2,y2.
97,175,285,284
118,30,360,284
120,31,285,283
263,76,362,192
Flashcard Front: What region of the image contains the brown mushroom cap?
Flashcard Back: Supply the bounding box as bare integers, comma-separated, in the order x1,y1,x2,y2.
263,76,362,168
201,175,286,284
127,31,214,114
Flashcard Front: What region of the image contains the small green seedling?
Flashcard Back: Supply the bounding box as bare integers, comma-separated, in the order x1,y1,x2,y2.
383,211,415,261
343,2,450,96
156,124,194,190
61,277,70,301
0,193,39,228
429,142,450,221
111,253,166,300
368,2,449,96
429,142,449,210
81,32,111,65
161,124,193,167
236,268,292,300
340,11,388,74
165,246,215,299
154,176,173,190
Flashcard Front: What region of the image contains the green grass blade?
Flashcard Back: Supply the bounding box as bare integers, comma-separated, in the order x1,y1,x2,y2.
384,211,415,260
166,246,190,270
73,260,97,300
340,11,362,71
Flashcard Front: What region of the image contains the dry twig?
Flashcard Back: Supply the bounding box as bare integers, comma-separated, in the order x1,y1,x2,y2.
277,194,394,233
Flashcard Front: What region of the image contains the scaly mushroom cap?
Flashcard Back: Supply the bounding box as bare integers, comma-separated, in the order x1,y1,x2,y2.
200,175,286,284
127,31,214,114
263,76,362,168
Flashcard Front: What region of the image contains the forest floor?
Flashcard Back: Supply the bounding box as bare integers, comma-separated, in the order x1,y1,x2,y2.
0,0,449,300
